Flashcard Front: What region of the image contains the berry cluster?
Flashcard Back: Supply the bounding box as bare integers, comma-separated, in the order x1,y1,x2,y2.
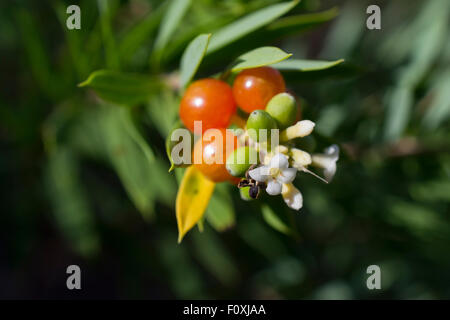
178,66,338,211
180,67,287,181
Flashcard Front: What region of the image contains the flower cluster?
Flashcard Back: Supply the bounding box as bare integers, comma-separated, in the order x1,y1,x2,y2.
234,119,339,211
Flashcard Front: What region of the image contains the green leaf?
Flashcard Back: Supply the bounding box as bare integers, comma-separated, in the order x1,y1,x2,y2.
267,7,339,35
237,214,288,260
166,121,192,172
147,90,180,136
45,148,100,257
388,201,444,237
154,0,191,53
230,46,292,72
272,58,344,71
410,179,450,202
383,86,413,141
79,70,162,106
205,184,235,232
68,106,108,160
192,227,239,286
180,33,211,89
97,0,120,69
157,231,206,298
156,15,233,66
73,106,177,214
118,2,166,61
100,107,158,219
52,2,90,79
261,204,291,235
422,70,450,130
315,104,347,137
121,109,155,164
16,9,55,98
207,0,299,53
201,7,338,68
148,157,178,207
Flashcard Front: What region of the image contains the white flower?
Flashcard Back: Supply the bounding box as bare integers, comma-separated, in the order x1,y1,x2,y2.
249,153,297,196
311,144,339,182
282,183,303,210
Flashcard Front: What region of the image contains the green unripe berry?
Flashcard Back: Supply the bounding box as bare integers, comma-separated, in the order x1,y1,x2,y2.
239,187,254,201
246,110,277,142
226,146,258,177
265,93,297,129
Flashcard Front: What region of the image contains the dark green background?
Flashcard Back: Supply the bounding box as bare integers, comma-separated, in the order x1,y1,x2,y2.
1,0,449,299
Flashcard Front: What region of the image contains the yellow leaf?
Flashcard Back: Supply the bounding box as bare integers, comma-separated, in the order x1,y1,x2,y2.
176,166,215,243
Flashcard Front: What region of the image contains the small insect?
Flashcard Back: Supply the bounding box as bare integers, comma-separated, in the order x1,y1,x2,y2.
238,164,266,199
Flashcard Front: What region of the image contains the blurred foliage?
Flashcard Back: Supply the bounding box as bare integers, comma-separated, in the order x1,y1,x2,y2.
0,0,449,299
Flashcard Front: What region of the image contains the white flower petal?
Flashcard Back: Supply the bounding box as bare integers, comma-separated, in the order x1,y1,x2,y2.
270,153,289,169
323,163,337,182
277,168,297,183
263,153,272,166
266,179,282,195
281,183,303,210
290,148,312,168
325,144,340,159
311,155,336,182
249,166,270,182
311,144,339,182
311,155,330,170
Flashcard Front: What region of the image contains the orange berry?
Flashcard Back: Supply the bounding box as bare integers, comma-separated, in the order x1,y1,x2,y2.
232,66,285,113
193,128,239,183
180,78,236,133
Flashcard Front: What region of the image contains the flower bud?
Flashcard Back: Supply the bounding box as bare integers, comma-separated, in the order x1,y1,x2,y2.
290,148,312,168
226,146,258,177
246,110,277,142
280,120,315,142
265,93,297,129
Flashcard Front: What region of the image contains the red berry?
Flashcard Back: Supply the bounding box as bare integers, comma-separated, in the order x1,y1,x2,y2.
193,128,239,183
180,78,236,133
232,66,285,113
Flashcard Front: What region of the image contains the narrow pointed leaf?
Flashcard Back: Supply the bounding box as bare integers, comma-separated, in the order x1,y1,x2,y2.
192,228,239,285
205,183,235,231
207,0,299,53
118,2,166,60
79,70,162,106
154,0,191,52
166,121,192,172
45,148,100,257
231,46,292,72
272,58,344,71
267,7,339,35
180,33,211,89
422,70,450,129
383,86,413,141
97,0,120,69
98,107,177,220
261,204,291,235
